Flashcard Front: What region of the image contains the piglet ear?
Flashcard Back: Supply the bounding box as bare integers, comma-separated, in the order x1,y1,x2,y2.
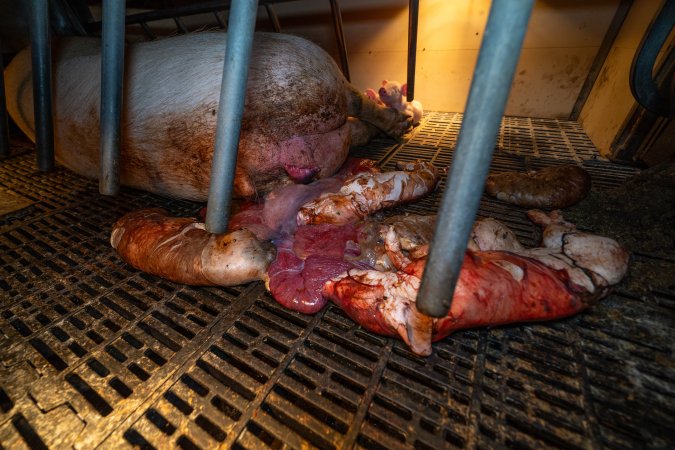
382,79,388,86
402,83,408,96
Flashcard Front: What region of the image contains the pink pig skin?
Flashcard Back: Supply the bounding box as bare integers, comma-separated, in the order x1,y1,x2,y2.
5,32,412,201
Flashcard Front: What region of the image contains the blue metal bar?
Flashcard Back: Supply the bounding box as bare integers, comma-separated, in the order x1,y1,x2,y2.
0,52,10,158
629,0,674,118
205,0,259,233
329,0,350,81
99,0,126,195
416,0,535,318
406,0,419,101
30,0,55,171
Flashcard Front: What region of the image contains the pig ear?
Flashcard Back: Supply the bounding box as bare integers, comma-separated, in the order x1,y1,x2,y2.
402,83,408,96
382,79,388,86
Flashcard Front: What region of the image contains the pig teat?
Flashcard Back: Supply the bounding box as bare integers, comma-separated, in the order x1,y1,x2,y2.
284,164,321,183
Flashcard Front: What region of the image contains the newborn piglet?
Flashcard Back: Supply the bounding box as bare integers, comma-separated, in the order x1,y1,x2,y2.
378,80,423,126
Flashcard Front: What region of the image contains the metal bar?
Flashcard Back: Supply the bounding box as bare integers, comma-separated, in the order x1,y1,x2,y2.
214,11,227,29
612,42,675,161
570,0,633,120
406,0,419,101
99,0,126,195
139,21,157,40
205,0,259,233
173,16,189,34
0,53,10,158
329,0,350,81
416,0,535,318
30,0,55,172
85,0,298,32
629,0,674,118
50,0,93,36
265,3,281,32
85,0,229,31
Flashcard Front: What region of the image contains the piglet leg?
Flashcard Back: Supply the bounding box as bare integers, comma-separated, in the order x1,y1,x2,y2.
347,117,382,147
344,84,412,138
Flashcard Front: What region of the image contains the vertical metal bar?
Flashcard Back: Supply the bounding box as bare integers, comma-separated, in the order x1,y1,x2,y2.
205,0,259,234
214,11,227,30
140,21,157,40
265,4,281,33
570,0,633,120
0,52,10,158
406,0,419,101
99,0,126,195
30,0,55,171
329,0,350,81
416,0,535,318
173,16,189,34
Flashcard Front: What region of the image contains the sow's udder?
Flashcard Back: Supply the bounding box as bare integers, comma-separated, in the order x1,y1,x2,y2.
237,118,351,197
235,33,353,196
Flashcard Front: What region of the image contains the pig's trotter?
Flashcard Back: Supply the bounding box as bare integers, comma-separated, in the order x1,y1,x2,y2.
347,118,382,147
344,84,411,138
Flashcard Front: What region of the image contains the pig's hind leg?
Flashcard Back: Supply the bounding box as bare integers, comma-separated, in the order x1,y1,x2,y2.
347,118,382,147
344,84,412,139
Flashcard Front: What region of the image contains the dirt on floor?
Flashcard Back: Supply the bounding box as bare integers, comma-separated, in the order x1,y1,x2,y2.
566,161,675,294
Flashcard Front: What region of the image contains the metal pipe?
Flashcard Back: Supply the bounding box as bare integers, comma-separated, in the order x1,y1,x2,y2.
173,16,189,34
85,0,299,32
139,21,157,40
30,0,55,172
406,0,419,101
265,3,281,33
629,0,674,118
205,0,259,233
50,0,93,36
329,0,350,81
0,51,10,158
416,0,535,318
214,11,227,29
99,0,126,196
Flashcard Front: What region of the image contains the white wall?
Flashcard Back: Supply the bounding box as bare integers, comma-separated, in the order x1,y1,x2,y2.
270,0,620,118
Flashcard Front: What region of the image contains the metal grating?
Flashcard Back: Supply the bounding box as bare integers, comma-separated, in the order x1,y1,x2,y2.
1,112,673,449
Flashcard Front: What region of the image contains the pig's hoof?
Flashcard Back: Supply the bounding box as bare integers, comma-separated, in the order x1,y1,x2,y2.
387,112,413,138
392,114,413,138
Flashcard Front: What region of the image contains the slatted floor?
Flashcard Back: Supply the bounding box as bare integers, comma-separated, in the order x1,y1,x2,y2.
0,112,673,449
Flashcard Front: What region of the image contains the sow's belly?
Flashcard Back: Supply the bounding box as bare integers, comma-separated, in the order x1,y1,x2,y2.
4,32,353,201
